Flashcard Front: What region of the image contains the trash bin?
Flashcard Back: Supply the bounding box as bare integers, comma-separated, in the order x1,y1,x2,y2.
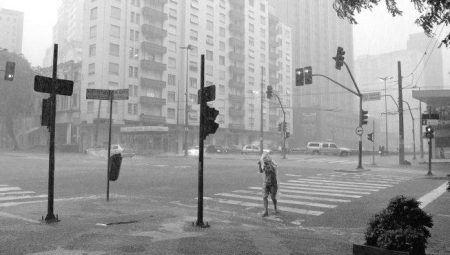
109,153,122,181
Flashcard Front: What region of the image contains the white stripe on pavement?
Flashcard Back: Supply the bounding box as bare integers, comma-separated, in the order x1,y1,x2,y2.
0,195,100,207
215,193,336,208
0,187,21,192
288,180,389,189
284,181,380,191
214,198,324,216
248,187,362,198
0,195,47,202
0,191,35,196
280,184,371,195
308,176,399,185
418,182,449,209
285,174,302,177
293,179,392,187
232,190,351,203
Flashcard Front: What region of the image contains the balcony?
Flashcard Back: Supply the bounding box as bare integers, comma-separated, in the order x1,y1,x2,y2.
142,6,168,21
229,123,245,130
229,9,244,21
229,51,245,62
229,108,245,117
229,0,244,8
140,96,166,106
229,37,245,48
229,66,245,75
228,79,245,89
141,41,167,55
142,24,167,38
229,94,245,103
141,59,166,72
143,0,168,6
140,77,166,89
229,23,244,35
140,114,166,124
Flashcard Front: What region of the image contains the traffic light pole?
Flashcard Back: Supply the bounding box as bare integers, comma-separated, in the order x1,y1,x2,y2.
272,93,287,159
372,120,376,166
427,136,432,176
260,66,264,155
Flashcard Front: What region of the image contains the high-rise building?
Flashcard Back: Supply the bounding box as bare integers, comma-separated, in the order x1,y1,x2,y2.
269,0,358,148
0,8,24,53
77,0,293,153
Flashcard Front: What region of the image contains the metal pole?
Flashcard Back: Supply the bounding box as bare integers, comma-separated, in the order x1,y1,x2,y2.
372,119,375,165
398,61,405,165
106,92,113,201
45,44,58,223
384,79,389,153
419,99,424,159
183,45,191,156
404,101,416,160
358,96,363,169
274,93,287,159
427,137,432,176
94,101,102,147
260,66,264,155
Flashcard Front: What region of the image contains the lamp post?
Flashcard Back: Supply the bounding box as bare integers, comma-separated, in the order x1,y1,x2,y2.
379,76,393,153
181,44,192,156
403,100,416,160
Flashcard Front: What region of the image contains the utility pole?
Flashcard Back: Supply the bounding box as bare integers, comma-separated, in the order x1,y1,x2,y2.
181,45,192,156
260,66,264,155
419,97,424,159
379,76,392,153
403,100,416,160
398,61,405,165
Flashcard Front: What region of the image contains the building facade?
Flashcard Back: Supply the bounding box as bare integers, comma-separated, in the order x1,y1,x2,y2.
0,8,24,53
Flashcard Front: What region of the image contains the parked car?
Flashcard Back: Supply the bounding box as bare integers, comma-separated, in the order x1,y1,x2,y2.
225,145,242,154
306,142,351,156
241,144,271,155
186,146,202,156
205,145,228,153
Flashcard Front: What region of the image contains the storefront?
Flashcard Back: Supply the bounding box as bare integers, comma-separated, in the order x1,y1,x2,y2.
120,126,169,154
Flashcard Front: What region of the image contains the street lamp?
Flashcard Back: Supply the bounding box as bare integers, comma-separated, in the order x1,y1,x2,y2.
379,76,393,153
181,44,193,156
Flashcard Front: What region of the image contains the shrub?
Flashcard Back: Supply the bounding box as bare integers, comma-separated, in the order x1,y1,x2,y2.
364,195,433,255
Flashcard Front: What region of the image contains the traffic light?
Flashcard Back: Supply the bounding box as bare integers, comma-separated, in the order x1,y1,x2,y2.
367,132,374,142
285,132,290,139
304,66,312,85
295,68,304,86
200,85,219,140
4,61,15,81
278,122,282,132
361,109,368,125
266,85,273,99
332,46,345,70
283,121,287,132
41,98,51,127
425,125,434,139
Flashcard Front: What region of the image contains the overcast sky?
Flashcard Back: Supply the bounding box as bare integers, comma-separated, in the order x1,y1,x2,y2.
0,0,431,66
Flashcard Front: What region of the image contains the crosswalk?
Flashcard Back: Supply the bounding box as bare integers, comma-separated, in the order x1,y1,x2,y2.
296,157,357,165
206,172,411,217
0,184,47,208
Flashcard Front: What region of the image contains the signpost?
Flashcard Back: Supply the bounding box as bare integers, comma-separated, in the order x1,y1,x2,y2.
355,126,364,136
33,44,74,223
86,88,129,201
361,92,381,101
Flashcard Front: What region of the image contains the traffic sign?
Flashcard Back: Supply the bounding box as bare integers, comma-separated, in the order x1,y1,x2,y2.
422,113,439,120
114,89,129,100
361,92,381,101
86,89,112,100
34,75,74,96
355,126,364,136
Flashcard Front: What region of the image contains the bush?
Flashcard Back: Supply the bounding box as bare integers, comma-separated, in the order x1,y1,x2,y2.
365,195,433,255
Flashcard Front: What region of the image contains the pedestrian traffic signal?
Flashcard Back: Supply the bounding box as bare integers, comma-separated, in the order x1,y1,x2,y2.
41,98,51,127
361,109,368,125
332,46,345,70
425,125,434,139
200,85,219,140
4,61,15,81
266,85,273,99
295,68,304,86
304,66,312,85
367,132,374,142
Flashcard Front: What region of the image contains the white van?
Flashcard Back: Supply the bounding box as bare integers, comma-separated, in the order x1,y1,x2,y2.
306,142,351,156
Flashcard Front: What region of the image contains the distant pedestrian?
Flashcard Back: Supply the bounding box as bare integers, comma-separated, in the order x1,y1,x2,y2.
258,152,278,217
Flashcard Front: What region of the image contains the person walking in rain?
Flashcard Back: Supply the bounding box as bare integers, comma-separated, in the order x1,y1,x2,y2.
258,152,278,217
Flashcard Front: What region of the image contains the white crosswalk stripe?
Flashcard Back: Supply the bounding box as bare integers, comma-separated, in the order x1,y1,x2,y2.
203,172,411,218
296,158,357,164
0,185,46,208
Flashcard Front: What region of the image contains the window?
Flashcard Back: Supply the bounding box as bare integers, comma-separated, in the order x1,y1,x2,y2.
88,82,95,87
249,36,254,46
168,41,176,52
167,108,175,119
133,85,138,96
249,23,254,33
109,43,119,56
128,66,133,77
206,20,213,31
219,13,225,24
89,44,96,57
190,14,198,25
219,56,225,65
90,7,98,20
219,70,225,80
219,41,225,51
90,25,97,38
219,84,225,94
88,63,95,75
133,67,138,77
206,65,213,76
168,74,176,86
260,28,265,37
87,101,94,113
168,24,177,35
128,103,132,114
206,35,214,46
207,5,214,17
219,27,225,37
111,6,121,20
128,85,133,97
168,91,176,102
190,29,198,41
131,12,135,23
133,104,138,115
109,81,118,87
190,78,197,88
206,50,213,61
260,3,265,11
168,57,176,69
260,16,265,25
109,62,119,75
189,61,198,72
110,25,120,38
136,13,140,24
189,93,198,104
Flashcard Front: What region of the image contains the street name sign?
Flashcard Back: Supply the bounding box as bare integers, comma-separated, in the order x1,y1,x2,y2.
114,89,129,100
361,92,381,101
34,75,74,96
422,113,439,120
86,89,129,100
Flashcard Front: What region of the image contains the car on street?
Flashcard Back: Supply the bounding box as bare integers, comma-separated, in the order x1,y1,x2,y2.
306,141,351,156
186,146,202,156
205,144,228,153
241,144,271,155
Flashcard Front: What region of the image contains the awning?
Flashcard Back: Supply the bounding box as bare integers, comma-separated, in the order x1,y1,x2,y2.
120,126,168,133
412,90,450,107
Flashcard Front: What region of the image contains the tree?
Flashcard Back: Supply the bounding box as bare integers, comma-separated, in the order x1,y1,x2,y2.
333,0,450,47
0,51,37,150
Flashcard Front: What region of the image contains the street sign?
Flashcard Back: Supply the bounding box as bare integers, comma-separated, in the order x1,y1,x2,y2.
114,89,129,100
34,75,74,96
355,126,364,136
422,113,439,120
361,92,381,101
86,89,112,100
426,119,439,126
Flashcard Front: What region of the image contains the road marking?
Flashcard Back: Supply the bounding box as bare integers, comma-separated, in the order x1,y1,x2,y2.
0,187,21,192
418,182,448,209
248,187,362,198
284,181,380,191
214,198,324,216
0,195,47,201
285,174,302,177
174,166,190,169
0,191,35,196
307,176,397,184
0,195,99,207
0,211,40,223
153,165,168,167
215,193,336,208
294,179,392,187
289,180,389,189
232,190,351,203
280,184,371,195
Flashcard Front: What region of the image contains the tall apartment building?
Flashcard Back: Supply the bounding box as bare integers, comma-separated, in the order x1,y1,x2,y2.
77,0,292,153
0,8,24,53
270,0,358,148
